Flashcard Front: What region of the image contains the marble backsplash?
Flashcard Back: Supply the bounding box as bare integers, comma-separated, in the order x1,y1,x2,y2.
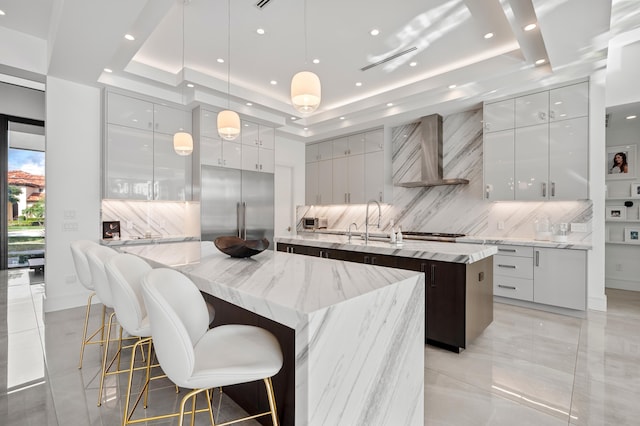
297,108,592,243
101,200,200,239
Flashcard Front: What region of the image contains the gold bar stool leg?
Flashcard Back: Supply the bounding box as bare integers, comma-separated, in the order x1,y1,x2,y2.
264,377,279,426
97,311,115,406
205,389,215,426
78,292,95,369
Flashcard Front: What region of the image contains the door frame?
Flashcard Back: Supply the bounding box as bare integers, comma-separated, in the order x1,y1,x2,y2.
1,114,45,270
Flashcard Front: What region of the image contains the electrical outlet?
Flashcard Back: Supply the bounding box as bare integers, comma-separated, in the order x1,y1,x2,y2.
615,263,623,272
571,222,588,233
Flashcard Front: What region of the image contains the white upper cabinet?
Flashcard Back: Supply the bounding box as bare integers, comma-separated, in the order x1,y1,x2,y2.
515,123,549,201
365,150,385,202
364,129,384,153
484,129,515,200
347,134,366,156
515,91,549,128
306,140,333,162
548,117,589,199
154,104,192,135
549,82,588,122
332,137,350,158
105,124,154,199
201,136,242,169
305,144,318,163
153,132,190,200
483,99,515,133
107,92,154,131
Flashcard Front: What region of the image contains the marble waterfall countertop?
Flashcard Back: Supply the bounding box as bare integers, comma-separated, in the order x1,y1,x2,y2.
277,233,498,264
100,235,200,246
120,241,425,426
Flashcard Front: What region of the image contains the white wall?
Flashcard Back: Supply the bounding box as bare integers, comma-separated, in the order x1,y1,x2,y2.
44,77,102,312
275,135,306,209
0,81,45,120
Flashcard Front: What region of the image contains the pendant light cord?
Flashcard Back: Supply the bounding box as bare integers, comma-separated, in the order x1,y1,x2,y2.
227,0,231,109
304,0,308,65
182,0,186,105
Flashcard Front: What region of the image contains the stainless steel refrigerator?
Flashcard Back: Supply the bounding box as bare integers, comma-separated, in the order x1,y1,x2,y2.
200,165,274,248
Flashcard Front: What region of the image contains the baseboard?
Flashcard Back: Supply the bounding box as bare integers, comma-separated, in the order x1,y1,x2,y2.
44,292,98,313
606,278,640,292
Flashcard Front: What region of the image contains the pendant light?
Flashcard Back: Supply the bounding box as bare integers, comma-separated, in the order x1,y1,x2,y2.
290,0,321,115
217,0,240,141
174,0,193,156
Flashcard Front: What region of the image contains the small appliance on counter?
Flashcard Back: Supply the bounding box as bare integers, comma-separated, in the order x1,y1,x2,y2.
552,223,569,242
534,216,552,241
302,217,328,229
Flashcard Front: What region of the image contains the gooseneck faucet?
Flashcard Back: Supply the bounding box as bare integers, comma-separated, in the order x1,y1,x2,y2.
365,200,381,244
347,222,358,243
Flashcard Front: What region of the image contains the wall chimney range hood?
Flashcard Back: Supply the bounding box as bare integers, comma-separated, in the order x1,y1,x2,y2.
396,114,469,188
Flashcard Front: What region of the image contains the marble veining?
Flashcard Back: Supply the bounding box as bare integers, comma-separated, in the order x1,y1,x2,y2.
297,108,592,246
276,234,498,264
121,241,425,425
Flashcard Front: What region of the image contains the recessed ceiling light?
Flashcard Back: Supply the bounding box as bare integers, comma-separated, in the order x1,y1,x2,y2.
409,62,417,67
0,10,7,16
186,83,194,88
449,84,457,89
124,34,135,41
246,102,253,106
304,127,308,131
535,58,546,65
312,58,320,64
291,117,297,120
370,28,380,36
355,82,362,87
524,23,537,31
387,103,393,107
484,32,494,39
104,68,113,73
244,123,250,127
555,101,563,105
217,58,224,63
256,28,265,35
626,115,637,120
488,89,497,94
270,80,277,85
340,117,345,120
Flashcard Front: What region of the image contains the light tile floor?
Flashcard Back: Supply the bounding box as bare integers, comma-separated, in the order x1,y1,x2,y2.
1,268,639,425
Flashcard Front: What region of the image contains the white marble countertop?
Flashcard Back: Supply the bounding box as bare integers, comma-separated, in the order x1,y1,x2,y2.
120,241,422,329
457,236,592,250
277,233,497,264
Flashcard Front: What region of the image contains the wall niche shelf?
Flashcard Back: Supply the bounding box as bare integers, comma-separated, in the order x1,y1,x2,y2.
605,240,640,246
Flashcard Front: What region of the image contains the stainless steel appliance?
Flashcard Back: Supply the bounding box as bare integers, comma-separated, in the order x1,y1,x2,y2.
302,217,328,229
401,231,465,242
200,165,274,248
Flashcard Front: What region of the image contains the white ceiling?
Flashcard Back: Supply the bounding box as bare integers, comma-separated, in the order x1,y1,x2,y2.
0,0,631,142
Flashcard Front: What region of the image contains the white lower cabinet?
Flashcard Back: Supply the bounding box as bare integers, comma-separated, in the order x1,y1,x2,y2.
533,247,586,310
493,245,586,310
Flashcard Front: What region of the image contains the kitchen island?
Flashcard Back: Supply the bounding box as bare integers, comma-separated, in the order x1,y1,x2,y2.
120,241,425,426
276,234,498,353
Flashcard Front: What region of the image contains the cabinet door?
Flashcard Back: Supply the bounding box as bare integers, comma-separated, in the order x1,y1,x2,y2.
332,156,349,203
515,91,549,128
549,117,588,200
425,261,466,348
534,248,586,310
364,129,384,153
241,145,260,171
259,126,275,150
333,137,349,158
348,154,365,204
105,124,154,199
365,150,384,202
484,129,515,200
515,124,549,200
222,140,242,169
259,148,275,173
317,141,333,160
154,104,192,135
347,134,366,156
241,121,259,147
318,159,333,204
305,161,319,205
199,109,218,139
305,144,318,163
201,136,223,166
153,133,189,201
549,82,588,121
483,99,515,132
107,92,154,131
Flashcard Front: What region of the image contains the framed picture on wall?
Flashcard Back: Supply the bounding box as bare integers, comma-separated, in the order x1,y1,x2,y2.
606,145,636,179
102,221,121,239
631,182,640,198
606,206,627,221
624,227,640,244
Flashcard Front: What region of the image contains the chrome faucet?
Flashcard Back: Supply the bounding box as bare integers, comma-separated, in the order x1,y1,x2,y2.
347,222,358,243
365,200,381,244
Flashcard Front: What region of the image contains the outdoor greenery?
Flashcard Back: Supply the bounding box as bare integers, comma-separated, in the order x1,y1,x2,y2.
8,185,21,204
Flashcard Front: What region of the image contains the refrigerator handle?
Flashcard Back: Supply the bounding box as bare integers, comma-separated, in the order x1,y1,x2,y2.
242,202,247,240
236,202,242,238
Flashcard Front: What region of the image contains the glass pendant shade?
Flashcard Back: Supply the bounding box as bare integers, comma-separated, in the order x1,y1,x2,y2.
217,110,240,140
173,131,193,156
291,71,321,114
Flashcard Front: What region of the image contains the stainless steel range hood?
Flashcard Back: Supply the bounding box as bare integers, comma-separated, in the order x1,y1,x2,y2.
396,114,469,188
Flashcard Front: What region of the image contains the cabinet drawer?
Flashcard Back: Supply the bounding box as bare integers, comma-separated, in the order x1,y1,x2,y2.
494,276,534,301
495,245,533,258
494,255,533,279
